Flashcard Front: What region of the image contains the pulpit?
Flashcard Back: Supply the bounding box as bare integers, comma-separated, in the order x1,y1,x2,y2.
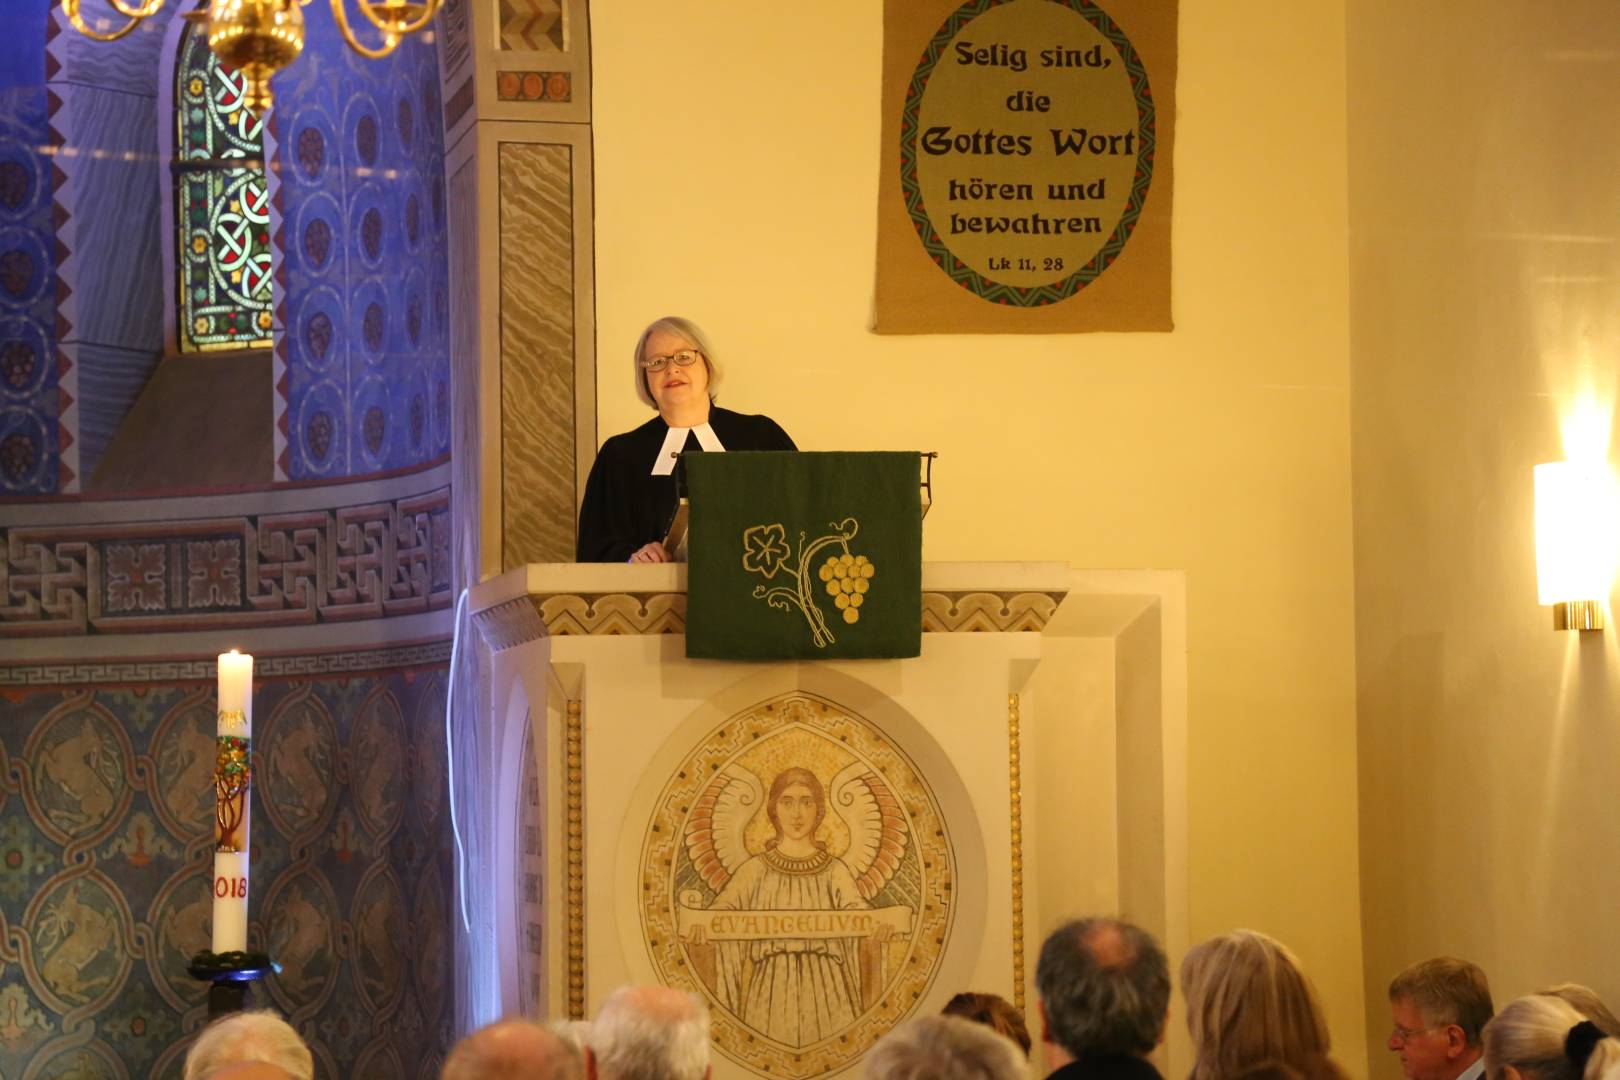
465,562,1188,1077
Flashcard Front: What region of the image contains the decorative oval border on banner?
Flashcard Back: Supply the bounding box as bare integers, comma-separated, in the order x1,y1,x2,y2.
900,0,1156,306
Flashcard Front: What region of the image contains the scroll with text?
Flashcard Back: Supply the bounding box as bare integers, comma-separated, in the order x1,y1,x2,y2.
874,0,1176,334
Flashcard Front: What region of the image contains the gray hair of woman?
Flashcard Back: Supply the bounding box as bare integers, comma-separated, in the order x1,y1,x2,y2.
182,1010,314,1080
632,316,723,409
1485,994,1620,1080
865,1015,1025,1080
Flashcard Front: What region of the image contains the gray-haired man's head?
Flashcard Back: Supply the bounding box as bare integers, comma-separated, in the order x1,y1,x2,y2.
183,1011,313,1080
865,1015,1025,1080
588,985,711,1080
1036,917,1170,1064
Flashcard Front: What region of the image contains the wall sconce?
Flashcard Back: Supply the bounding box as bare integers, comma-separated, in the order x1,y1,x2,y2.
1534,461,1618,631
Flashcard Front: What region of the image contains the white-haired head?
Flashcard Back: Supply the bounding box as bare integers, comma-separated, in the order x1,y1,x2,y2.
1485,994,1620,1080
631,316,723,410
866,1014,1025,1080
589,985,710,1080
182,1010,313,1080
550,1019,595,1059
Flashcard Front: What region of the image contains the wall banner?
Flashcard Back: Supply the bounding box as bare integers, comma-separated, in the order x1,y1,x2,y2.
874,0,1176,334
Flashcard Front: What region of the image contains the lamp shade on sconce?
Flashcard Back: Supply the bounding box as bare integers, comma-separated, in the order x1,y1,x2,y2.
1534,461,1618,629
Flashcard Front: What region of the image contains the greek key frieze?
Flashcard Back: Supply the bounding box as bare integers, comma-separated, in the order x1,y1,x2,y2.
0,488,452,637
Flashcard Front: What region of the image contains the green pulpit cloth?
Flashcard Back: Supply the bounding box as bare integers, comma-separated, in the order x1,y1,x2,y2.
686,452,922,660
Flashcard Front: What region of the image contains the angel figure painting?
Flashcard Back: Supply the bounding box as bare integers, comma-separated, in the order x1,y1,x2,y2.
683,764,905,1046
642,694,956,1079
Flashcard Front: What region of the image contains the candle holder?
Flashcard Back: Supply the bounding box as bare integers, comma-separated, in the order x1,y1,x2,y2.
188,949,280,1017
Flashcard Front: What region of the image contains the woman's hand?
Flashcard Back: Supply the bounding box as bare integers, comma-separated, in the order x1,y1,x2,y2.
629,542,671,564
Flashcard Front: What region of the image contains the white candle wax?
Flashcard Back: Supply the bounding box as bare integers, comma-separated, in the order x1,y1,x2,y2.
212,851,250,953
213,650,253,953
217,649,253,737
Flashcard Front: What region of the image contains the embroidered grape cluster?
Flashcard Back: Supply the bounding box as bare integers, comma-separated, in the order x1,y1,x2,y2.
818,552,875,624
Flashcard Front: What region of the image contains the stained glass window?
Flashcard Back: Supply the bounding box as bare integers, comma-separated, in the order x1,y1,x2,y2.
175,23,273,352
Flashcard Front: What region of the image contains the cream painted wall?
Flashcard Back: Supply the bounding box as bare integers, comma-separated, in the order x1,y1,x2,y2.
1348,3,1620,1077
591,1,1366,1070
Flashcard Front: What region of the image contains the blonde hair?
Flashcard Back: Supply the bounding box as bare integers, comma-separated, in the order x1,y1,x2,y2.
632,316,722,410
1485,994,1620,1080
1181,930,1337,1080
1540,986,1620,1039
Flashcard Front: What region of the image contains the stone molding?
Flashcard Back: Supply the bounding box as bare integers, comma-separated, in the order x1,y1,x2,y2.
0,639,452,686
471,588,1065,650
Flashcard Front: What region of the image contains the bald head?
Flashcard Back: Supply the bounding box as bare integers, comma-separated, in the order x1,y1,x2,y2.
207,1066,296,1080
1084,921,1135,969
591,985,710,1080
443,1019,581,1080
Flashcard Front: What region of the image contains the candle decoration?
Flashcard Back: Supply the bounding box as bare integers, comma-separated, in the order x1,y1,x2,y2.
189,649,278,1017
211,650,254,953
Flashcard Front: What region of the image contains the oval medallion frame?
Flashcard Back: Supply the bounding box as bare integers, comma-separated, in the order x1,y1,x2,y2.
624,669,987,1080
900,0,1157,305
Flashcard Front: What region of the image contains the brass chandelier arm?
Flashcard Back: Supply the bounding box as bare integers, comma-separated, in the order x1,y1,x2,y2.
103,0,170,18
61,0,158,41
329,0,402,59
354,0,443,40
63,0,446,87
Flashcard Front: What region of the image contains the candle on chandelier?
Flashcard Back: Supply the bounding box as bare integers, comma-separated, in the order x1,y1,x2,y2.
212,649,254,953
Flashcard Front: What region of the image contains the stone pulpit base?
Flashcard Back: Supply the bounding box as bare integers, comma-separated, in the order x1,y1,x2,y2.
466,563,1187,1078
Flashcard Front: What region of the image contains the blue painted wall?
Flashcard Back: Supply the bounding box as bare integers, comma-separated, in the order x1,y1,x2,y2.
0,0,60,496
274,4,452,481
0,1,452,495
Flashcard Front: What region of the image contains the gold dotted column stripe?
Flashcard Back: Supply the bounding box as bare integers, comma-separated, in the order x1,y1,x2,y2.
1009,692,1026,1011
566,699,585,1019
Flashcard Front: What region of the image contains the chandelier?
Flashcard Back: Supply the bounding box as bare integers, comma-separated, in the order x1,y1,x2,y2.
61,0,443,110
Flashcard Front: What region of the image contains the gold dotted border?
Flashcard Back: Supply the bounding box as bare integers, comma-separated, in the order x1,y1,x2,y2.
1009,692,1025,1012
565,698,585,1018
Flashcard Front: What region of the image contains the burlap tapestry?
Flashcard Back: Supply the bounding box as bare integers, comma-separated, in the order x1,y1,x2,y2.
874,0,1177,333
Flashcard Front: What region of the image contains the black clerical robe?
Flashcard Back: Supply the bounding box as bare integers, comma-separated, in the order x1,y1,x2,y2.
575,407,796,562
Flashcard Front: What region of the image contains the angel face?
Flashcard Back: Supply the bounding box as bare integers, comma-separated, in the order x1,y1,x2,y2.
775,784,819,841
765,767,827,848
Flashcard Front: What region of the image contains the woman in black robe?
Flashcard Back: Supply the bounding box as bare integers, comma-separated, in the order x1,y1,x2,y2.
576,316,796,562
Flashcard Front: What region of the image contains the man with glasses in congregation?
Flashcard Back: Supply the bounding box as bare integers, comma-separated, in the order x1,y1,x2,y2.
1387,957,1495,1080
577,316,796,563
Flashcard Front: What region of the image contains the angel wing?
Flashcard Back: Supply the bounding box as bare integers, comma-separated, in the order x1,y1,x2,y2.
829,762,909,900
684,763,765,893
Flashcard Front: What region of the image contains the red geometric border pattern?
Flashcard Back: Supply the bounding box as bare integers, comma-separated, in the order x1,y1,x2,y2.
45,7,79,492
